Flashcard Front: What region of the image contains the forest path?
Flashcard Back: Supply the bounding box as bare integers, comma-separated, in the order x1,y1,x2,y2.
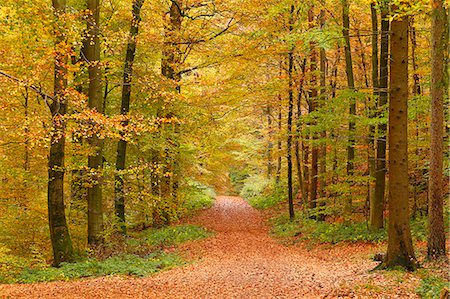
0,196,417,298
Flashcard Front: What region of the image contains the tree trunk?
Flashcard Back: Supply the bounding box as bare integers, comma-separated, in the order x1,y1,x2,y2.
427,0,447,260
295,60,306,202
369,1,382,229
48,0,73,266
287,4,295,220
160,0,182,206
267,104,273,179
308,6,318,213
276,95,282,185
318,6,327,221
374,1,389,229
342,0,355,216
384,8,416,270
86,0,104,246
114,0,144,236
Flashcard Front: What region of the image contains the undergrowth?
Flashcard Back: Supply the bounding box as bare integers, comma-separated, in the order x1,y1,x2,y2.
1,224,212,284
270,213,430,244
13,252,183,284
146,224,213,247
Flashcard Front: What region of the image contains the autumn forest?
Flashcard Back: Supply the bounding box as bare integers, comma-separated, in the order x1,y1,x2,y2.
0,0,448,297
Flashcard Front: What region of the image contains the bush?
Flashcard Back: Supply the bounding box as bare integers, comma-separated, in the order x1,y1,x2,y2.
180,181,215,212
270,213,431,244
237,174,286,210
16,252,183,283
146,224,213,247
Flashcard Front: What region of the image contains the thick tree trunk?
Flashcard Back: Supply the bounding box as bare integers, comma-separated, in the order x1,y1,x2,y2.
374,1,389,229
86,0,104,246
114,0,144,236
369,1,382,229
342,0,355,216
384,9,416,271
48,0,73,266
427,0,447,260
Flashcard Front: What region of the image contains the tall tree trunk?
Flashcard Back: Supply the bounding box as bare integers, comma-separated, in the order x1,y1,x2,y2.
427,0,447,260
267,104,273,179
295,60,306,202
369,1,382,229
48,0,73,266
23,88,30,171
384,7,416,270
374,0,389,229
114,0,144,236
86,0,104,246
318,6,327,221
161,0,182,206
276,97,282,185
342,0,355,216
308,6,318,213
287,4,295,220
276,61,283,185
410,17,422,219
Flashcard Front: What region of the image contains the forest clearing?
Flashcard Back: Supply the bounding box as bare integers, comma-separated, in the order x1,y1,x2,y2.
0,0,449,298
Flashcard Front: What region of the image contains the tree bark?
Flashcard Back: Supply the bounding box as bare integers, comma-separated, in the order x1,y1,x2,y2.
308,6,318,213
342,0,355,216
160,0,182,207
318,6,327,221
48,0,73,266
374,0,389,229
86,0,104,246
384,8,416,270
427,0,447,260
369,1,382,229
287,4,295,220
114,0,144,236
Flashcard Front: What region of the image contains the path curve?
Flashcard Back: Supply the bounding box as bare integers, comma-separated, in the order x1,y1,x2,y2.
0,196,415,298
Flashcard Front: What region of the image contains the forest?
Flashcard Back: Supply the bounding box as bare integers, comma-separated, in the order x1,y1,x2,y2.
0,0,448,298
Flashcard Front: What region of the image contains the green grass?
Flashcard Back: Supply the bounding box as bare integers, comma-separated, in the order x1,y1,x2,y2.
146,224,213,247
14,252,183,283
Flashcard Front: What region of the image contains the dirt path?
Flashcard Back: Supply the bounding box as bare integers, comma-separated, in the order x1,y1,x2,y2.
0,196,418,298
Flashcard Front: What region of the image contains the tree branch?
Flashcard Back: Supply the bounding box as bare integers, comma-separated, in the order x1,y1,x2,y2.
0,70,53,106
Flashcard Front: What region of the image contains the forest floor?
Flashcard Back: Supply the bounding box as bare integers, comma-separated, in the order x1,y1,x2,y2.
0,196,438,298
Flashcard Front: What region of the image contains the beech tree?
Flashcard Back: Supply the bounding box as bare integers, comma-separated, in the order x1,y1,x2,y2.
114,0,145,236
47,0,74,266
342,0,355,216
383,4,416,271
427,0,447,260
86,0,104,246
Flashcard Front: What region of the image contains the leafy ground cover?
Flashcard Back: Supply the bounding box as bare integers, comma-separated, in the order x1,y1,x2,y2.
0,224,212,284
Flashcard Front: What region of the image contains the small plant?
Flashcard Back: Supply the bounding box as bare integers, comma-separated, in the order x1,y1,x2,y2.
146,224,213,247
416,275,449,299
